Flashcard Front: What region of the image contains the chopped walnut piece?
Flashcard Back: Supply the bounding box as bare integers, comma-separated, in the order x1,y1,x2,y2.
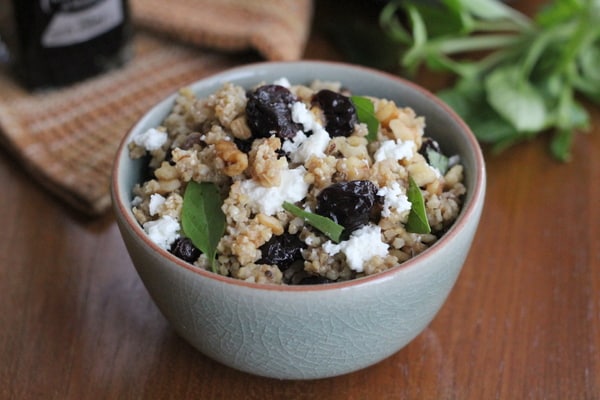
248,137,288,187
214,140,248,177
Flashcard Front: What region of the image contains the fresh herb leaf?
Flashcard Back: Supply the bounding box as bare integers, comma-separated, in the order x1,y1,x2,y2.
351,95,379,142
551,128,573,162
381,0,600,161
484,65,549,133
406,176,431,234
438,79,521,145
283,201,344,243
427,149,449,175
181,181,226,273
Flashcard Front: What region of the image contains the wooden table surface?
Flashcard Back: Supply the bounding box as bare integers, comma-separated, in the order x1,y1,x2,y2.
1,1,599,399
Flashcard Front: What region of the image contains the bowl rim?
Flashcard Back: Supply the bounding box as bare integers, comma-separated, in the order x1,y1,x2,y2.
111,60,486,292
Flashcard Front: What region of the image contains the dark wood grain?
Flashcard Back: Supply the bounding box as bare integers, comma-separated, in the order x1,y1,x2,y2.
1,1,599,398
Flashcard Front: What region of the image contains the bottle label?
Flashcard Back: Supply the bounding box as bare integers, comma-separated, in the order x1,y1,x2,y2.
41,0,123,47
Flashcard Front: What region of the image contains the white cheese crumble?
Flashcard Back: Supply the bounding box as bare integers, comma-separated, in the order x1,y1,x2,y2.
290,127,330,164
148,193,166,216
284,101,331,164
273,77,291,88
131,195,143,207
130,127,167,151
377,181,412,217
142,215,180,250
281,131,307,154
374,139,415,162
291,101,319,132
322,225,389,272
448,154,461,168
239,166,309,215
304,236,316,246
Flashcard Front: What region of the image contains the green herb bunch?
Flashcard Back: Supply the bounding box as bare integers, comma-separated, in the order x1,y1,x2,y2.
380,0,600,161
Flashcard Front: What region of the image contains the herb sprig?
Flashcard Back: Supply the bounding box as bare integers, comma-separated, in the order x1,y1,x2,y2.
351,95,380,142
406,176,431,234
380,0,600,161
181,181,226,273
283,202,344,243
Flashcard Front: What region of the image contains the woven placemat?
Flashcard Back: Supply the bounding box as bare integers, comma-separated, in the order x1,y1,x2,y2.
0,0,312,216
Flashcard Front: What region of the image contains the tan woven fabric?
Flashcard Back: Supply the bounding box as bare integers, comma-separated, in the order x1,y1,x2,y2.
0,0,313,216
130,0,313,61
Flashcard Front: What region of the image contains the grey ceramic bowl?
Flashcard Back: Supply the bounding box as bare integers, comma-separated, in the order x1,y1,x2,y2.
111,61,486,380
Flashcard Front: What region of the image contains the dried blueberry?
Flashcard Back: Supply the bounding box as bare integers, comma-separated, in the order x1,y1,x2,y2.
246,85,301,140
170,237,201,263
258,233,306,271
312,89,358,137
233,137,253,153
316,180,381,235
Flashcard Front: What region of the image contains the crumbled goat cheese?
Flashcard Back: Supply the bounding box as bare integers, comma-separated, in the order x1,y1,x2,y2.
290,128,330,164
131,195,143,207
148,193,166,216
448,154,461,168
239,166,309,215
284,101,331,164
273,77,291,88
304,236,316,246
374,139,414,162
281,131,307,154
143,215,180,250
377,182,412,217
323,225,389,272
291,101,319,132
130,127,167,151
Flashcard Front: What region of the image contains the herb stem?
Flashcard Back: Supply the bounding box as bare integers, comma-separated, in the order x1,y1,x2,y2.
435,34,522,55
381,0,599,161
474,47,519,74
553,17,596,76
472,19,527,33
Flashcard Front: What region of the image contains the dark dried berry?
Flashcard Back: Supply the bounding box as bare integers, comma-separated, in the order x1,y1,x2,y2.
419,137,442,163
234,138,253,153
258,233,305,271
164,149,175,166
312,89,358,137
316,180,381,235
246,85,302,140
170,237,201,263
298,275,334,285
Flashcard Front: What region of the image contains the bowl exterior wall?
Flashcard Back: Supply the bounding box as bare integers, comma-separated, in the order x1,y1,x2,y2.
115,203,481,379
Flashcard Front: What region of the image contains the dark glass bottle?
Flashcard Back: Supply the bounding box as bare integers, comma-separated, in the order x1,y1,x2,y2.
3,0,132,89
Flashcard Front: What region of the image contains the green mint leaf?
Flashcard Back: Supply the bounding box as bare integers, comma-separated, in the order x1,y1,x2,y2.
574,44,600,103
484,65,548,133
412,1,469,38
535,0,583,27
181,181,226,273
427,149,449,175
351,95,379,142
406,176,431,234
283,202,344,243
380,1,413,44
438,80,520,145
550,129,573,162
463,0,532,29
381,0,598,161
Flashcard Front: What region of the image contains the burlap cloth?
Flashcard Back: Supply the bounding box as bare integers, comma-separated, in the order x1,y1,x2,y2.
0,0,313,216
